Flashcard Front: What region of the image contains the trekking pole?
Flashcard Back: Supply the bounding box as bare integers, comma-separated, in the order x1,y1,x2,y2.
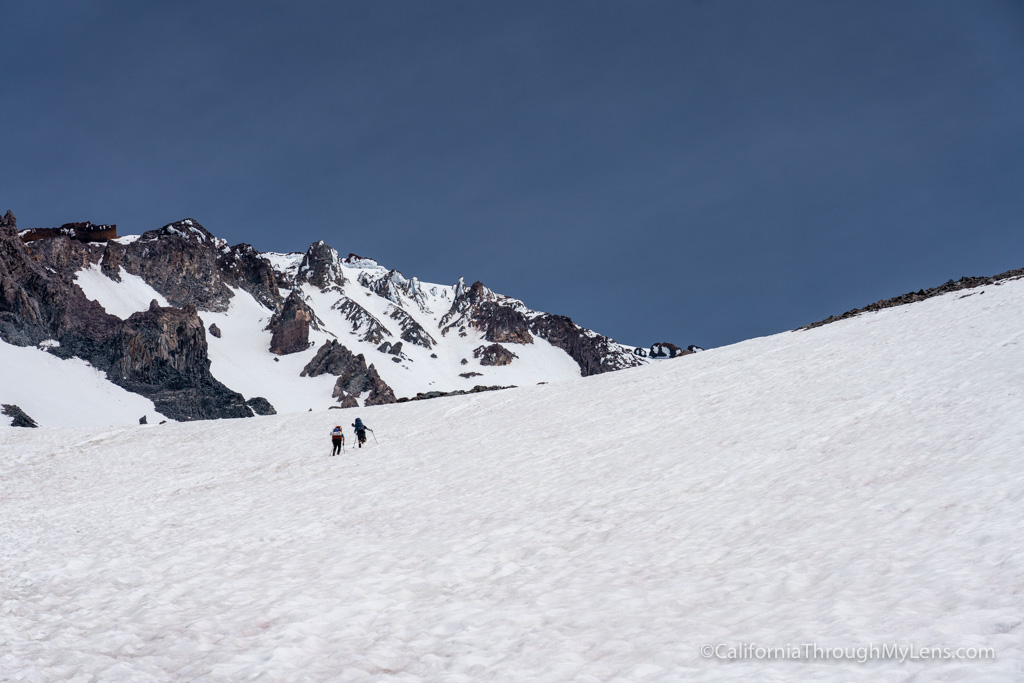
369,428,378,445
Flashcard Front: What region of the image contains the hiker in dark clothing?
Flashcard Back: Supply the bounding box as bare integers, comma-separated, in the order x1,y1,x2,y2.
352,417,369,448
331,426,344,455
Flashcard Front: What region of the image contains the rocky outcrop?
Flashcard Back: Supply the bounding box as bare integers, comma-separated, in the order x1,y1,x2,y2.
395,384,516,403
798,269,1024,331
208,323,222,338
23,233,102,278
1,212,258,422
267,291,317,355
440,279,533,343
475,301,533,344
358,268,427,310
297,241,345,290
217,242,281,310
2,404,38,428
377,340,404,357
386,304,436,349
650,342,684,358
118,219,236,312
529,314,644,377
246,397,277,415
474,343,518,366
301,339,397,406
336,393,359,408
332,297,392,344
20,221,117,243
1,211,120,348
107,301,253,421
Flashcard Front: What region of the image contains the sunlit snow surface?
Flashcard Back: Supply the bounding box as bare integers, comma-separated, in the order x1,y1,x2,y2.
2,279,1023,680
74,264,169,319
0,340,167,427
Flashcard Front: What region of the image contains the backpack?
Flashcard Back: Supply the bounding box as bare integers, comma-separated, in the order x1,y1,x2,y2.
354,418,364,429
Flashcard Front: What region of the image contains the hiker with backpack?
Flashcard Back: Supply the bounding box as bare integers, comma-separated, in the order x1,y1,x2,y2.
331,425,344,456
352,417,371,448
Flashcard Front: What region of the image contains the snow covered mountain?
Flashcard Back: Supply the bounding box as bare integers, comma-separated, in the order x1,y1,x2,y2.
0,212,697,427
3,261,1022,680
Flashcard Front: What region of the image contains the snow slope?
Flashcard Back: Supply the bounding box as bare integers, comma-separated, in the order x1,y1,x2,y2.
2,277,1023,680
0,339,166,428
57,247,589,420
74,264,169,319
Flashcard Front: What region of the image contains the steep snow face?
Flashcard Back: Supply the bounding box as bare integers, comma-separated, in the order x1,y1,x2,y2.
0,338,167,427
2,277,1023,680
74,264,168,319
199,287,338,414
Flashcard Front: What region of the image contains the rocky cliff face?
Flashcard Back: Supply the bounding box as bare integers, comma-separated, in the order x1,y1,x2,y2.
267,291,318,355
301,340,396,406
529,313,644,376
0,212,254,421
440,279,534,344
297,241,345,291
108,301,252,420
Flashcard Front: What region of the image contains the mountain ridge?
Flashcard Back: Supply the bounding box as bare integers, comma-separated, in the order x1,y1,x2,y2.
1,212,697,426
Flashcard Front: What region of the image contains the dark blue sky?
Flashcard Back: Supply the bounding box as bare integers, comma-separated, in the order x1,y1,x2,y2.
3,1,1023,348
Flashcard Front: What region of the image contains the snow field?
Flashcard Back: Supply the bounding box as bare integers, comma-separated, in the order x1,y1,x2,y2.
73,264,168,320
0,340,166,428
2,277,1024,680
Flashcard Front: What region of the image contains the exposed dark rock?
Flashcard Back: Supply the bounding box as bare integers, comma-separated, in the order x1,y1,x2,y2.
344,253,376,266
358,268,427,310
389,341,403,356
246,396,277,415
633,347,648,357
377,341,392,354
2,215,256,422
118,219,236,312
430,353,437,358
337,393,359,409
217,242,281,310
529,314,644,377
20,221,118,243
297,241,345,290
395,384,516,404
2,404,38,428
333,297,391,344
460,358,468,365
688,345,705,353
460,371,483,378
475,301,533,344
440,279,533,343
798,269,1024,330
267,291,316,355
386,304,436,348
208,323,222,338
107,301,253,421
139,415,148,424
474,343,518,366
301,339,397,406
1,214,121,347
338,362,395,406
650,342,684,358
391,357,401,363
24,234,102,278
